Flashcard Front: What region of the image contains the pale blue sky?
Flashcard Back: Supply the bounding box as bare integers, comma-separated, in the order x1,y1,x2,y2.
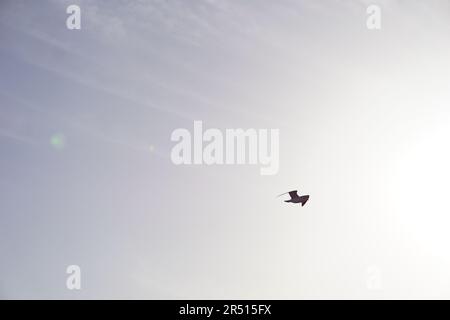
1,0,450,299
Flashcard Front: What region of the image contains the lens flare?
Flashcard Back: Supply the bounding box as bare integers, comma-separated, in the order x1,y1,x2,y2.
50,133,66,150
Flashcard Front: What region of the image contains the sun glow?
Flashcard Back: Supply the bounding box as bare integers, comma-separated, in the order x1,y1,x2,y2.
390,115,450,260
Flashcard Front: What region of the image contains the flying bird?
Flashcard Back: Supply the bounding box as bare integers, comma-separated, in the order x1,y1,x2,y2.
277,190,309,207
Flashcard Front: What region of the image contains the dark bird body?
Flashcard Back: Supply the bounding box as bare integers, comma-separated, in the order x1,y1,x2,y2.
278,190,310,206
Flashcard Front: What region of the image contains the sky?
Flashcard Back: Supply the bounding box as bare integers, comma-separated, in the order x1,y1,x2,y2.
1,0,450,299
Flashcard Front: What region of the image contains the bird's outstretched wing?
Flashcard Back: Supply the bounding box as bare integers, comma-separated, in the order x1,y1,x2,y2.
277,190,298,198
288,191,299,199
300,195,310,206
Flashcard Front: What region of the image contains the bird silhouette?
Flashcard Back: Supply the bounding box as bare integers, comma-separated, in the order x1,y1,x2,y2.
277,190,309,206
